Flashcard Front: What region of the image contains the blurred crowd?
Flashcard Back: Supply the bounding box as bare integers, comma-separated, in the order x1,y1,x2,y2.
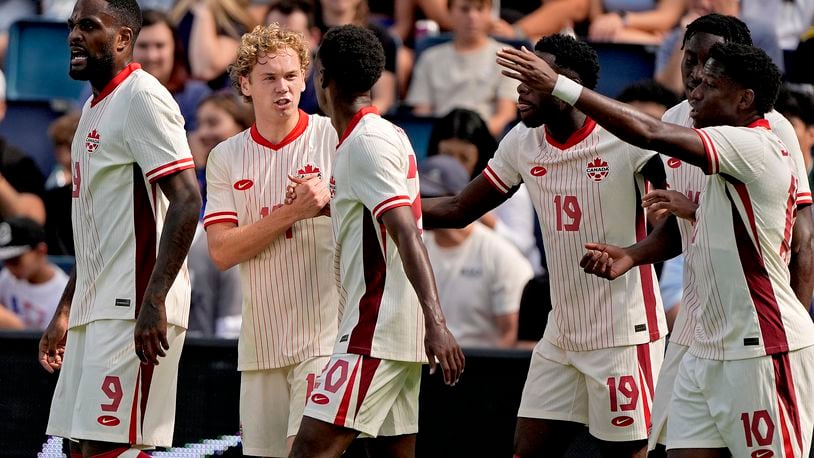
1,0,814,349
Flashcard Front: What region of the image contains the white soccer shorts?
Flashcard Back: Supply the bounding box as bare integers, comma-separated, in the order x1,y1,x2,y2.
518,337,665,442
647,340,688,450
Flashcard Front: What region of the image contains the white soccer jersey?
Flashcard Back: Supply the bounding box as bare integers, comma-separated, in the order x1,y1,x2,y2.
484,119,667,351
662,101,813,348
686,119,814,360
330,107,426,363
69,63,193,329
203,111,339,371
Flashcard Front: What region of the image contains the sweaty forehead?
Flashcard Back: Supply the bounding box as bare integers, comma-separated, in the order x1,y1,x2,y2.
685,32,725,55
71,0,113,22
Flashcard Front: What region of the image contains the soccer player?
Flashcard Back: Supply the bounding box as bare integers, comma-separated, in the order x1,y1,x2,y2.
500,41,814,457
423,34,669,457
202,24,338,457
289,25,464,458
635,14,814,456
38,0,202,456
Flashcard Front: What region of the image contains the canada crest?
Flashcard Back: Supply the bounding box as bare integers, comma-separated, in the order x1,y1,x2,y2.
586,157,609,182
85,129,101,153
297,163,322,179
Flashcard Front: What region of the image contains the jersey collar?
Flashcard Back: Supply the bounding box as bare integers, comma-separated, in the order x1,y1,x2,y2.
337,106,379,148
748,118,771,129
91,62,141,107
544,117,597,150
251,110,309,150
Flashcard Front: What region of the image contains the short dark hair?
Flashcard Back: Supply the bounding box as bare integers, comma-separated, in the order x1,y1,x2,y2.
318,25,384,94
533,34,599,90
776,87,814,126
427,108,498,178
105,0,142,38
708,42,781,115
683,13,752,49
267,0,316,29
617,80,680,108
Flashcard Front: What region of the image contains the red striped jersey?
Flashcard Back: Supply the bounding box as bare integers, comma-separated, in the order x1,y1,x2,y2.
687,119,814,360
662,102,813,349
483,119,667,351
330,107,426,363
203,111,339,370
69,63,194,329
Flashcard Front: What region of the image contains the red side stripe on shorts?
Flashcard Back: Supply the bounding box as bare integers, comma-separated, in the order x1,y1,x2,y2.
139,363,155,433
773,353,803,454
353,357,382,421
636,343,654,430
129,367,141,444
334,358,362,426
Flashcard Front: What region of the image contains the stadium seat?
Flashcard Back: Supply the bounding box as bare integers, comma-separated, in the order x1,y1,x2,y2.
5,19,86,102
588,42,657,98
383,113,439,161
0,100,66,175
48,255,75,273
414,33,532,61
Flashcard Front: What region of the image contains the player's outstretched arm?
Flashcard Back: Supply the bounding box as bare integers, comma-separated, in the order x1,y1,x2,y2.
422,175,509,230
380,206,465,386
135,169,201,365
581,216,682,280
496,47,708,168
39,269,75,373
207,175,330,270
790,205,814,305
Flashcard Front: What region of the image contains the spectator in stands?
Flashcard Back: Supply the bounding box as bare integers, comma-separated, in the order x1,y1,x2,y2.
189,90,254,201
266,0,322,114
655,6,782,95
616,79,680,118
587,0,684,45
741,0,814,50
421,155,533,349
427,108,543,273
170,0,257,89
135,10,212,131
315,0,398,113
490,0,589,42
0,70,47,225
188,223,242,338
0,218,70,331
392,0,453,43
407,0,518,137
776,87,814,180
43,112,80,256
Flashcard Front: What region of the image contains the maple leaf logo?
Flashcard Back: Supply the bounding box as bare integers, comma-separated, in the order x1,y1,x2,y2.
585,157,609,182
297,163,322,179
85,129,101,153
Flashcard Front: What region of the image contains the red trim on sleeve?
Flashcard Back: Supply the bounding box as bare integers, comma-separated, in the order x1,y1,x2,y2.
203,217,239,228
693,128,718,174
337,106,379,148
145,157,195,183
372,195,411,220
545,117,597,150
482,166,510,193
797,191,812,205
91,63,141,107
250,110,309,150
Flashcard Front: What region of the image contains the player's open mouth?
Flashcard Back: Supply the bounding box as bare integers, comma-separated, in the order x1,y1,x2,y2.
274,99,292,108
517,100,533,112
70,47,88,65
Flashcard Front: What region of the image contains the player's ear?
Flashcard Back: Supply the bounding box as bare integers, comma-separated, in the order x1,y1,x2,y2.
240,75,252,98
117,26,134,53
738,88,755,113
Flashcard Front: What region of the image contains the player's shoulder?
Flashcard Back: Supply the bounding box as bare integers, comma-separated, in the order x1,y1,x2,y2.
128,69,173,99
661,100,691,125
209,129,251,161
307,113,338,136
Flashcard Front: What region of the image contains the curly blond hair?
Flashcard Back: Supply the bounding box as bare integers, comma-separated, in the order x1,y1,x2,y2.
229,24,311,102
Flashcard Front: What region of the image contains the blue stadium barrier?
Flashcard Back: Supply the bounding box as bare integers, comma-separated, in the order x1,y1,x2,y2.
589,41,657,98
384,113,438,161
48,255,75,273
6,19,86,103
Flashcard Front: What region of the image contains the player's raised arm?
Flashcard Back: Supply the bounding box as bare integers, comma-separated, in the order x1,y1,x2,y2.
379,206,465,386
135,168,201,365
422,175,510,230
497,46,707,168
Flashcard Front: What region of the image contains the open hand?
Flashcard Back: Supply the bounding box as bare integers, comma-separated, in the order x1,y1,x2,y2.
425,323,465,386
642,189,697,222
496,46,558,94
